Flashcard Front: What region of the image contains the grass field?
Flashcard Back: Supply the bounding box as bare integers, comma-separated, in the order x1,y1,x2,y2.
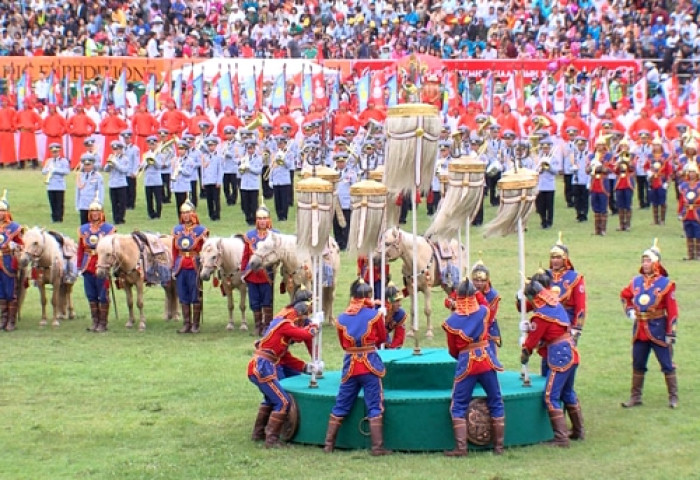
1,169,699,480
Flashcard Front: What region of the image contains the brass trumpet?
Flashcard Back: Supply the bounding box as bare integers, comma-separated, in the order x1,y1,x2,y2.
43,159,54,185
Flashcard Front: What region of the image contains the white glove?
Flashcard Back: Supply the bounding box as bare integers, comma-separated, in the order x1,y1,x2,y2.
626,309,636,321
515,290,524,302
662,182,668,190
519,320,532,332
571,327,582,345
311,311,324,326
377,306,387,317
665,334,676,345
314,360,325,374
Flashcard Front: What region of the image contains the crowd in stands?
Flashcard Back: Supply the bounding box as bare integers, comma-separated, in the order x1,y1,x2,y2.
0,0,698,71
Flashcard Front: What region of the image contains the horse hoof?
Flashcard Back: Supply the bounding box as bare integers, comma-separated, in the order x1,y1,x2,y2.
425,330,434,339
69,312,76,320
240,323,248,331
125,321,134,329
39,320,48,327
52,320,60,327
138,323,146,332
406,329,415,338
226,323,235,331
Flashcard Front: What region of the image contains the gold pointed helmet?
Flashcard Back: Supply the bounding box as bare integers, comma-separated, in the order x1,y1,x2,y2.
255,204,271,219
470,251,490,281
180,198,196,213
0,189,8,211
549,231,569,259
88,191,103,211
642,238,661,263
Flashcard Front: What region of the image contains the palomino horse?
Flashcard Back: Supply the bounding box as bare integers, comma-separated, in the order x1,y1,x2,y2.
199,236,248,331
19,227,77,327
95,232,178,331
247,231,341,324
376,226,464,338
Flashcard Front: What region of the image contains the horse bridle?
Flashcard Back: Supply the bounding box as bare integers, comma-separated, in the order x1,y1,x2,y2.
97,235,123,273
24,230,48,265
383,228,402,260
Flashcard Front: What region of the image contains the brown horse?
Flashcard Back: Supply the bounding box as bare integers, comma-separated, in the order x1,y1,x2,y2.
199,236,248,331
95,232,178,331
376,226,464,338
19,227,77,327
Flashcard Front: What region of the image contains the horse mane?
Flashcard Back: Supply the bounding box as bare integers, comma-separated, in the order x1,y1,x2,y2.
25,227,62,266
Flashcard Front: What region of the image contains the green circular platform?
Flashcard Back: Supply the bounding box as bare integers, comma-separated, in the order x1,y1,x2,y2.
281,348,553,451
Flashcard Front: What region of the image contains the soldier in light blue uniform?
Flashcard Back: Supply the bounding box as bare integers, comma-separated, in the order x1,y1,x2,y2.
260,124,277,200
334,152,356,251
469,133,488,226
141,136,166,219
535,137,560,229
220,126,240,206
157,128,174,203
75,154,104,225
201,136,224,221
184,133,202,207
104,140,129,225
240,139,264,226
499,130,517,174
428,141,451,215
562,126,579,208
43,143,71,223
171,140,197,219
269,135,295,222
571,136,591,223
121,130,140,210
633,131,652,209
484,122,504,207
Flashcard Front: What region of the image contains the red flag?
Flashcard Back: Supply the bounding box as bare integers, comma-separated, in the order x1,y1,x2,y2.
184,69,194,112
553,74,567,113
632,76,647,114
312,71,327,107
256,68,264,111
53,71,63,106
209,70,221,110
233,69,240,109
444,71,460,111
158,69,171,108
370,70,385,106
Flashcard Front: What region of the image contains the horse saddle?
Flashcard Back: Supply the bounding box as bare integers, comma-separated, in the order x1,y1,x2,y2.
48,230,77,259
132,231,167,257
132,231,171,286
427,239,459,288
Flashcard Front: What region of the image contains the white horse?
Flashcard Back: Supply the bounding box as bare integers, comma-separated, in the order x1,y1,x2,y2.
19,227,77,327
95,233,178,331
199,235,248,331
376,226,464,338
247,231,341,324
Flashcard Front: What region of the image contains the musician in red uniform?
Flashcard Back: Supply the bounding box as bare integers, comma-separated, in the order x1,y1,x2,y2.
358,101,386,126
188,106,212,136
248,294,317,447
588,136,612,235
323,279,391,456
560,106,590,141
0,192,23,331
217,106,244,138
628,107,662,141
496,103,521,137
678,162,700,260
614,138,636,231
443,279,505,456
520,270,584,447
644,136,674,225
131,102,159,155
16,99,42,168
99,105,128,165
42,104,67,160
332,102,360,137
0,95,18,167
160,99,189,138
620,240,679,409
67,104,97,169
271,106,298,137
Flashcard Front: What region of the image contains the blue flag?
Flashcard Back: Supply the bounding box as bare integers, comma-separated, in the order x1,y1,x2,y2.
16,72,26,109
146,74,156,113
173,71,183,110
99,76,110,112
243,73,257,111
329,73,340,112
219,70,234,110
75,74,84,106
113,68,127,109
357,72,370,112
271,72,286,110
387,74,398,107
301,72,313,113
193,71,204,110
47,70,56,104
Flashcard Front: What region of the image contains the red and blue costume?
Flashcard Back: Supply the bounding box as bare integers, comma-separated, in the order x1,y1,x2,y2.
548,266,586,331
77,221,115,304
172,223,208,305
241,227,277,335
357,256,389,300
331,297,387,419
589,153,611,214
384,305,406,349
443,296,504,420
0,220,22,301
645,153,673,225
481,286,501,353
678,176,700,259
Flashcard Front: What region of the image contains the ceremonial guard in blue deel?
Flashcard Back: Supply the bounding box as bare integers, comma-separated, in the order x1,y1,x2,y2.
442,279,505,457
171,140,197,220
104,140,129,225
471,258,502,357
240,205,277,336
248,294,317,448
620,240,679,409
520,271,584,448
269,135,294,222
172,199,209,334
201,136,224,221
0,192,24,331
323,279,392,456
239,139,263,226
42,142,71,223
77,195,115,332
122,129,140,210
382,282,406,349
333,152,356,251
75,154,104,226
141,136,166,219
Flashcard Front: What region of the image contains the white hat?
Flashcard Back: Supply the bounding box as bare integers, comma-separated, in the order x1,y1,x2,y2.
247,7,256,12
644,61,654,68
